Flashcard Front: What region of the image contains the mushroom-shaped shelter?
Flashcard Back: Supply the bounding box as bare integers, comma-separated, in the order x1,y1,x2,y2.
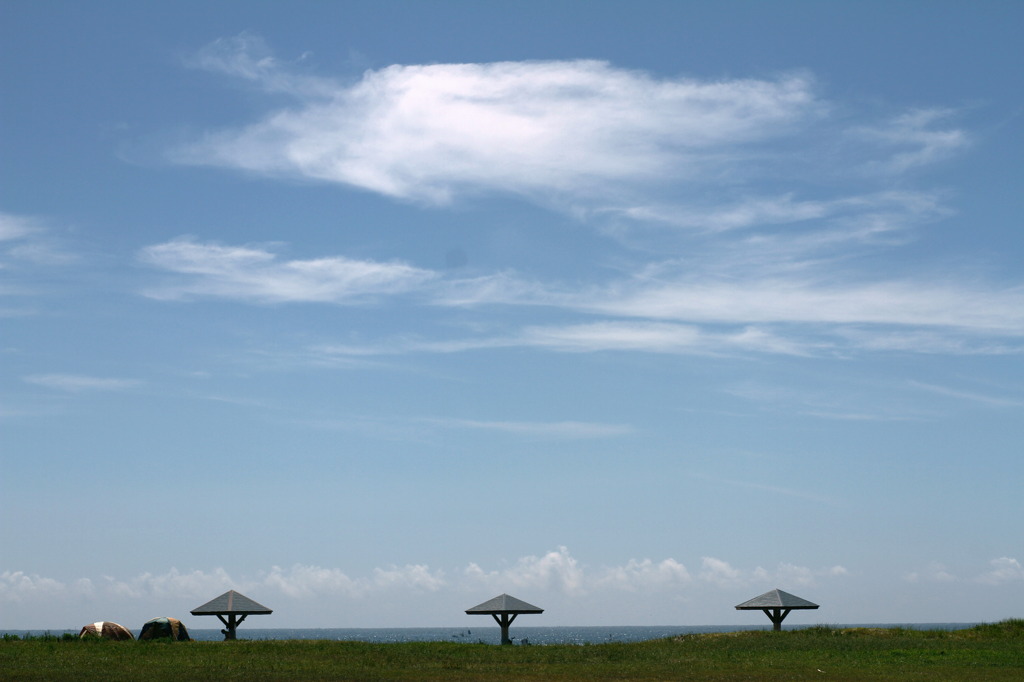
191,590,272,640
466,593,543,645
138,616,191,641
79,621,134,640
735,589,818,631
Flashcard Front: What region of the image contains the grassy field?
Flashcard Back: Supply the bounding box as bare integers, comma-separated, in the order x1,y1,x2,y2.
2,620,1022,680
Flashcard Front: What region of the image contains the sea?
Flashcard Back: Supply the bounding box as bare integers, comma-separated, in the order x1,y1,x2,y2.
3,623,979,645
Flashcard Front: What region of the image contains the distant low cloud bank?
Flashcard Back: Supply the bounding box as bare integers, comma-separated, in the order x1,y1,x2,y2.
6,549,1021,628
2,548,846,604
906,557,1024,586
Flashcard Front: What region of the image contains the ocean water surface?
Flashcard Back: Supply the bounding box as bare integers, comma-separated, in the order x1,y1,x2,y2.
4,623,978,645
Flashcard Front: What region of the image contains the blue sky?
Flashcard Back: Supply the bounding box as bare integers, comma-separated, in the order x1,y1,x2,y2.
2,1,1022,630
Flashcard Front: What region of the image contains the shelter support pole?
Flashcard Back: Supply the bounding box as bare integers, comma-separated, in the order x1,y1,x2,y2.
216,614,248,640
762,608,792,631
491,613,518,645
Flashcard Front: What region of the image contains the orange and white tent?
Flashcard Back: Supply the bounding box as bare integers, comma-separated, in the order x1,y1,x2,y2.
78,621,134,640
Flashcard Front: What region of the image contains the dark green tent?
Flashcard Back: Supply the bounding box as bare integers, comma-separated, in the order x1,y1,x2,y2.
139,616,191,641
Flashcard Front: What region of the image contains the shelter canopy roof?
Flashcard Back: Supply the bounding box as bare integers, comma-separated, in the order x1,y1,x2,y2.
191,590,272,615
466,593,543,615
735,589,819,610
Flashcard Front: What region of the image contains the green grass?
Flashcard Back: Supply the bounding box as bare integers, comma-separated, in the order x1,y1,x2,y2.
2,620,1022,680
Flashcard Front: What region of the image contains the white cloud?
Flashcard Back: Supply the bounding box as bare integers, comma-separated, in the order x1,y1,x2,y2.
175,42,824,205
262,563,446,599
262,565,360,599
464,547,586,595
372,565,446,592
699,557,745,587
152,41,1024,361
976,557,1024,585
769,562,847,585
140,237,436,303
592,558,692,591
465,550,839,595
0,571,68,602
89,564,447,602
905,562,957,584
23,374,140,392
699,557,847,589
103,568,235,599
172,41,971,230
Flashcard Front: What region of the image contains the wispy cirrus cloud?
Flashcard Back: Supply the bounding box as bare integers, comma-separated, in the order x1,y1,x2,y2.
185,32,335,97
139,237,436,303
851,108,970,174
0,213,41,242
306,285,1023,359
418,417,633,439
688,472,839,505
143,236,1024,357
23,374,140,392
519,321,815,356
570,275,1024,335
908,381,1024,408
311,321,817,358
0,211,78,269
603,189,946,240
147,37,1024,361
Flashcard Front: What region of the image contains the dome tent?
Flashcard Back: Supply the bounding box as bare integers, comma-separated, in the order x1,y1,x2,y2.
79,621,134,640
138,617,191,641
